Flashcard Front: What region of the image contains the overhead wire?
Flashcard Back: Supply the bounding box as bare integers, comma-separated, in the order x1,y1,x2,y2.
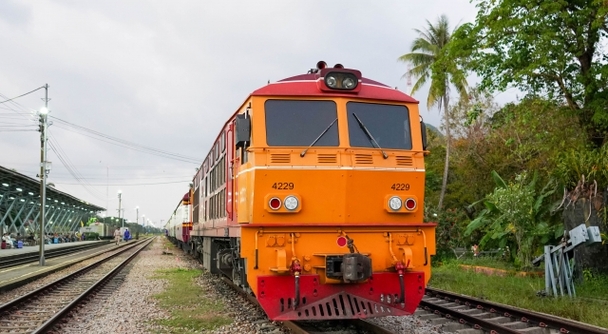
0,85,47,104
0,89,201,164
57,179,191,186
50,116,201,164
47,135,109,202
0,88,197,203
0,92,38,132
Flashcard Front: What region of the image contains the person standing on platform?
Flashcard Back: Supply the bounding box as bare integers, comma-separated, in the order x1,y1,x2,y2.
2,233,14,249
114,227,121,245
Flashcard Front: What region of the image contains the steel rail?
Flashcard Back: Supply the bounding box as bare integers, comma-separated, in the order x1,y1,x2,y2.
425,287,608,334
0,238,153,333
0,241,111,268
419,299,521,334
33,238,155,333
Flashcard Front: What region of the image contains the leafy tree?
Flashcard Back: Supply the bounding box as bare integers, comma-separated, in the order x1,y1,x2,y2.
447,97,587,212
459,0,608,147
399,14,468,210
444,87,501,209
423,126,446,207
433,207,471,259
554,144,608,189
491,99,588,174
465,171,562,269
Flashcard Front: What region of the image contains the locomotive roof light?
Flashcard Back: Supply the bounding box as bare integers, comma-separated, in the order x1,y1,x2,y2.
388,196,402,211
317,60,327,70
324,72,359,90
284,195,299,211
326,75,338,88
342,76,357,89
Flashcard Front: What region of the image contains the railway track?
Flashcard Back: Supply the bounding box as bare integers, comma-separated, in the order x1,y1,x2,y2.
282,318,395,334
0,237,154,334
0,241,111,269
220,277,395,334
420,287,607,334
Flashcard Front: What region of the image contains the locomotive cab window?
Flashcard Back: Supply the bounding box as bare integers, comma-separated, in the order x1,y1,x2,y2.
265,100,338,146
347,102,412,149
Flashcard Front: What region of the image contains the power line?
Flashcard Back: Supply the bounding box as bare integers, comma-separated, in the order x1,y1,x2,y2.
48,135,108,202
0,90,202,164
51,116,201,164
0,85,47,104
57,180,190,186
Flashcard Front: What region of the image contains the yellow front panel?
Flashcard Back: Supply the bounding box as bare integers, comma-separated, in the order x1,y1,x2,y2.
251,168,425,224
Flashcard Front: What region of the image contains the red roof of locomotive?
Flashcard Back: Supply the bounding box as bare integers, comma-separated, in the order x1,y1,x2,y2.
251,72,419,104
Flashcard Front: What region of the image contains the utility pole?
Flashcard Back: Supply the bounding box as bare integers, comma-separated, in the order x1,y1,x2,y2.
117,190,123,228
39,84,49,266
136,206,139,228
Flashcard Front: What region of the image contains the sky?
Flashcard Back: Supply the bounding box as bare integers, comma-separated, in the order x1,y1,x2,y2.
0,0,514,228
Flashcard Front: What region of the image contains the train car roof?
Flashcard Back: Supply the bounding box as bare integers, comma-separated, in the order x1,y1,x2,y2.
251,72,419,104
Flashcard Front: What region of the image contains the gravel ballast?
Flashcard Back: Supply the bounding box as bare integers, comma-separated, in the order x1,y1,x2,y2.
1,237,450,333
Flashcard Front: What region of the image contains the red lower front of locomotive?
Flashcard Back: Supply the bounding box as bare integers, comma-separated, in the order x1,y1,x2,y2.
257,271,425,320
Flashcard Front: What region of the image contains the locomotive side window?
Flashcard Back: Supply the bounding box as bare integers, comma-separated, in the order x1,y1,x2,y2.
346,102,412,149
221,131,226,152
265,100,338,146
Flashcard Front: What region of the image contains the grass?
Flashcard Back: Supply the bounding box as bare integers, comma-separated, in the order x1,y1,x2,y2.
162,239,174,249
150,267,231,333
429,260,608,329
455,256,520,271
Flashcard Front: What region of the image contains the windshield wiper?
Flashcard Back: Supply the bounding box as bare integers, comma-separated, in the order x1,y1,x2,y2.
352,113,388,159
300,118,338,157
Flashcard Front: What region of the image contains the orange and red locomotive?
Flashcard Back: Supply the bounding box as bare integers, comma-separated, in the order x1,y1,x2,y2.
165,61,436,320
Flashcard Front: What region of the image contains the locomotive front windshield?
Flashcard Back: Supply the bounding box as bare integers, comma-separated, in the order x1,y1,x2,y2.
347,102,412,149
265,100,339,146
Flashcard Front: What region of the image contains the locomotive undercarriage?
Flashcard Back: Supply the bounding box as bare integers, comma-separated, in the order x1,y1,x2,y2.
190,236,249,291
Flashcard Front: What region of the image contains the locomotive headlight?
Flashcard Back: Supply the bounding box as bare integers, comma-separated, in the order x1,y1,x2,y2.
322,71,359,90
325,75,338,88
284,195,299,211
388,196,402,211
342,77,356,89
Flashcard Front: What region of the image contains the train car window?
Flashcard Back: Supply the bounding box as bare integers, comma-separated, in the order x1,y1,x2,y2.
204,176,208,197
220,156,225,185
346,102,412,149
265,100,338,146
221,131,226,152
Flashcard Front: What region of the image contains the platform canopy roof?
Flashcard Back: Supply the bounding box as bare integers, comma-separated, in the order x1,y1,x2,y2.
0,165,105,235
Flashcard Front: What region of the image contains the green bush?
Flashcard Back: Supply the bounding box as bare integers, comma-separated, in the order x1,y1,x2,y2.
554,144,608,188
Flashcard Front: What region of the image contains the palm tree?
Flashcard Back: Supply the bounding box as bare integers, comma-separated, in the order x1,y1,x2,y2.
398,14,468,210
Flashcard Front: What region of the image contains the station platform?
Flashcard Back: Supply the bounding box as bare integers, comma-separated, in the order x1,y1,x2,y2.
0,240,106,259
0,240,128,291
